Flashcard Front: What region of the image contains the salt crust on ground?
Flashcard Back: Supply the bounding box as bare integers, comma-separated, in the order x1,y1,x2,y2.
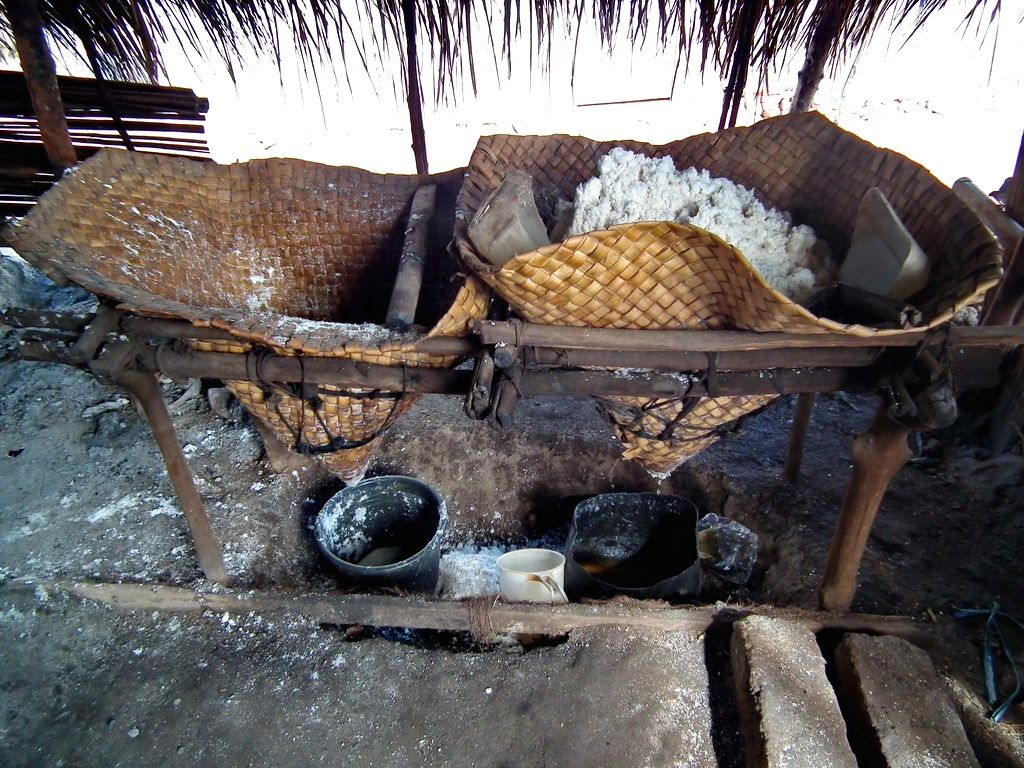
436,545,506,599
570,148,831,302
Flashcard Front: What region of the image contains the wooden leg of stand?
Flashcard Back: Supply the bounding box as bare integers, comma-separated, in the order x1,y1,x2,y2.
784,393,816,483
819,411,912,611
116,371,230,585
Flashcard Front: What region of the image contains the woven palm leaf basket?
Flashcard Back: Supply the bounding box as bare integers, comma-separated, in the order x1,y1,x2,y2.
455,112,1003,475
5,150,490,482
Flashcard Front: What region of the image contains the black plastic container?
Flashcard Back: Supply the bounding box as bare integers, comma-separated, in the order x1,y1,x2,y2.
314,475,447,592
564,492,700,599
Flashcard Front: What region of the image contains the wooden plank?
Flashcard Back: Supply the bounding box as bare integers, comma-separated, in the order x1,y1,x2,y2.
475,319,1024,353
0,579,931,645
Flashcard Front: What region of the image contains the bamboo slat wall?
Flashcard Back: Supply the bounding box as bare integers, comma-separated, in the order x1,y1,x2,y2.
0,71,209,216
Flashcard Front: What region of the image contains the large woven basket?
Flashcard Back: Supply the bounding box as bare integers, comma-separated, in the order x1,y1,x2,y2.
6,150,490,482
455,112,1003,474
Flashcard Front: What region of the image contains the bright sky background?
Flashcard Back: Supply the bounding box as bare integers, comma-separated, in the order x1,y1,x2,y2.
15,2,1024,192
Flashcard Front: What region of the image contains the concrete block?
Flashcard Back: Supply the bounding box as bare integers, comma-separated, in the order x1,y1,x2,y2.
834,633,981,768
732,615,858,768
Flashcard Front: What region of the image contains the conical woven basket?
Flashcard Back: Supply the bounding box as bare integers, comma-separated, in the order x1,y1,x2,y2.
454,113,1003,474
6,150,490,482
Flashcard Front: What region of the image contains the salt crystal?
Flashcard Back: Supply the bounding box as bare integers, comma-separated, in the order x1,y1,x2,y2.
570,148,832,303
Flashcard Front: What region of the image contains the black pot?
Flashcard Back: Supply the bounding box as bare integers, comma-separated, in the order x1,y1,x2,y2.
564,492,700,599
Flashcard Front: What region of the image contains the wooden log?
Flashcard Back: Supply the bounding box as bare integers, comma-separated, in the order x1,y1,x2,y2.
953,178,1023,253
1006,129,1024,224
0,579,932,646
3,0,77,169
112,370,229,586
385,185,436,330
985,350,1024,454
819,411,913,611
983,237,1024,327
0,307,92,331
784,393,816,483
475,319,1024,353
523,346,880,372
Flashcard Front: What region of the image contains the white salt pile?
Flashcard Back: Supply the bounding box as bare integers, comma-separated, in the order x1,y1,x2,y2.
570,148,831,303
436,545,506,599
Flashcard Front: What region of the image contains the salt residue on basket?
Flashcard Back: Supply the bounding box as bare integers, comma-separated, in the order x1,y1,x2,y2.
570,148,833,303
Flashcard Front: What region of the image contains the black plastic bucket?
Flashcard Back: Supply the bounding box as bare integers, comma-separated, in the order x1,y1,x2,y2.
314,475,447,592
564,492,700,599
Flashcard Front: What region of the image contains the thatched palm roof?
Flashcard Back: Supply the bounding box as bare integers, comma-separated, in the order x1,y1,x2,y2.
5,1,1001,126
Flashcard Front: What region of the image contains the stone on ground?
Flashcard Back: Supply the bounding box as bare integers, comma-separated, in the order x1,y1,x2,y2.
834,633,980,768
731,615,857,768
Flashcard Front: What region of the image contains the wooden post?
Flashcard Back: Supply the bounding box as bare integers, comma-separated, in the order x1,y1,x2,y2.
820,410,912,611
401,0,428,175
385,185,436,330
113,370,230,585
3,0,77,169
790,0,840,113
784,393,816,482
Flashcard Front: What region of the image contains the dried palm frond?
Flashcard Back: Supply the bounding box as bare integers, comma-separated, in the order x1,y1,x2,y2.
4,1,1005,123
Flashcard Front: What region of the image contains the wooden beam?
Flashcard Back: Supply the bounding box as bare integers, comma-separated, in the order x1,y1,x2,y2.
784,393,816,482
820,410,913,611
3,0,77,169
385,185,436,330
0,579,932,646
112,370,230,586
474,320,1024,353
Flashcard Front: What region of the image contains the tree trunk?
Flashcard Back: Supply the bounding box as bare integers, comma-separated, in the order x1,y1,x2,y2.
3,0,77,169
402,0,428,176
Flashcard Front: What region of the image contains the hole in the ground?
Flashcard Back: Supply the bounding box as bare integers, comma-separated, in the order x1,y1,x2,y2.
317,623,569,652
7,448,24,458
703,623,745,768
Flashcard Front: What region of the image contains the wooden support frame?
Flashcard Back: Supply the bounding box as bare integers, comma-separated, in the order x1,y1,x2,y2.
9,307,1024,612
784,393,816,483
819,409,913,611
113,369,230,585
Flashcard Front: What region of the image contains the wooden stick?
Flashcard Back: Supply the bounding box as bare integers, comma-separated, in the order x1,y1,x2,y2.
113,370,230,586
952,178,1023,253
0,579,932,646
784,393,816,483
819,411,913,611
385,185,436,331
475,320,1024,353
3,0,77,169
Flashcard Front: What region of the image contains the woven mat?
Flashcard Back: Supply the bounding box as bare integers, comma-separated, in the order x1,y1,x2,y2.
454,112,1003,473
4,150,491,481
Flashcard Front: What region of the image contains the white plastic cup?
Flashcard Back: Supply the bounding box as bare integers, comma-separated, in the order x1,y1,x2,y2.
496,549,568,604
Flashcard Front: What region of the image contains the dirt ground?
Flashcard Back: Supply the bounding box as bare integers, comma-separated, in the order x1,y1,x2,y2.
2,264,1023,765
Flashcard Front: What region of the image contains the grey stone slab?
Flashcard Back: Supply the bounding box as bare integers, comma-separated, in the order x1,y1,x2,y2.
731,615,858,768
834,633,981,768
